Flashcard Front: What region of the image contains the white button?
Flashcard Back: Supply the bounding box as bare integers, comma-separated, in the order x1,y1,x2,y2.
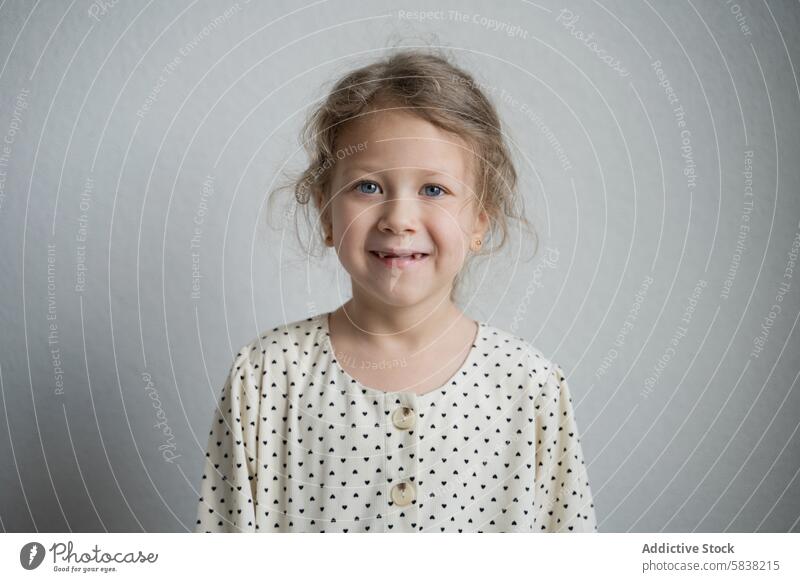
392,406,416,430
391,482,415,506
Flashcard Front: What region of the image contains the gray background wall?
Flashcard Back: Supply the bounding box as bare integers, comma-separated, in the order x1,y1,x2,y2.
1,0,798,532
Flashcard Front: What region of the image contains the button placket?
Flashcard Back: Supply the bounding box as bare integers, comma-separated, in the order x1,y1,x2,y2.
385,392,419,532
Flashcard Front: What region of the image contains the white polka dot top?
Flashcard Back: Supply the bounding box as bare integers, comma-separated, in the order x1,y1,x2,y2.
195,311,598,533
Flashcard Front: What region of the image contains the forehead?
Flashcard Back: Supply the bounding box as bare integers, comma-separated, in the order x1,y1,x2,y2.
332,108,474,180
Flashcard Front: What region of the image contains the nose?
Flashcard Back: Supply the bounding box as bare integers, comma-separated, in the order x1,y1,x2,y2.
377,191,420,235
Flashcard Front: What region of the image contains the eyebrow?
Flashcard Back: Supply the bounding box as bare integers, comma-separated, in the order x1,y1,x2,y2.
339,166,463,181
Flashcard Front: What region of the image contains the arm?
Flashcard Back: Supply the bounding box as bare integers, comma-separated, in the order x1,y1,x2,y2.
532,362,598,532
194,350,260,532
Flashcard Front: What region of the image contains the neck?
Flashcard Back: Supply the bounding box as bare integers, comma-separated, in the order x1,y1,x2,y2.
333,287,466,353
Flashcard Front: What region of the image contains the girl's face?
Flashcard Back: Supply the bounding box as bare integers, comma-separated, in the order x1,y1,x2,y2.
322,108,489,307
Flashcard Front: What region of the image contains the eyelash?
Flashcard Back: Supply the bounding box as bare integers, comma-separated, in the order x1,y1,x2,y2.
352,181,449,198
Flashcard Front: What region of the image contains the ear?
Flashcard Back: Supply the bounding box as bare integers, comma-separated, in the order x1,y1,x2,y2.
471,206,490,242
465,153,490,242
312,186,334,246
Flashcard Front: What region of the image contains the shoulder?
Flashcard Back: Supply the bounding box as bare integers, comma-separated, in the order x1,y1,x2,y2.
475,324,563,399
228,312,327,372
477,324,560,378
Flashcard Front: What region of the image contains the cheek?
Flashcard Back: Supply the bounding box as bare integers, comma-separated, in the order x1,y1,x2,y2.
331,203,371,250
329,200,354,236
427,217,469,262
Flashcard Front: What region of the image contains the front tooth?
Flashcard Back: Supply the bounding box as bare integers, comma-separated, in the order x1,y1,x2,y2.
412,253,422,260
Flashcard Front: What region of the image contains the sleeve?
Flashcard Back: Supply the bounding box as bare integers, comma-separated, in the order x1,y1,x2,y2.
532,362,598,532
194,348,261,532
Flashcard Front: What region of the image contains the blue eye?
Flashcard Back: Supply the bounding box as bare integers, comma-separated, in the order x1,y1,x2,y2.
422,184,446,197
355,181,381,195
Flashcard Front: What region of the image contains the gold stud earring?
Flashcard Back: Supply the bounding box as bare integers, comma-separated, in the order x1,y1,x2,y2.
472,238,482,251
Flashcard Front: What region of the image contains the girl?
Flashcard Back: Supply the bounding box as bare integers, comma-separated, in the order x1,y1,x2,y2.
195,50,597,533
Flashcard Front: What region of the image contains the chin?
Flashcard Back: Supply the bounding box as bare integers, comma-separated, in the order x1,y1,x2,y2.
375,288,424,306
358,282,428,307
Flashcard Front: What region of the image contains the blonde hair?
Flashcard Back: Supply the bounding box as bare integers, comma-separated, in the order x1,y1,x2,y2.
268,48,537,303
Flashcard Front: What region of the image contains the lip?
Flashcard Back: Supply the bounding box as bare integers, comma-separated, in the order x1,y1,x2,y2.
368,247,431,257
368,250,430,269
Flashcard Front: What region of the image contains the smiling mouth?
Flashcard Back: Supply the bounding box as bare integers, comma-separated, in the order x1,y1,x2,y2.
368,250,430,267
369,251,429,260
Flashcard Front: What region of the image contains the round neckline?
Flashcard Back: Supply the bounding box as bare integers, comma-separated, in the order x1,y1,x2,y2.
319,310,486,399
